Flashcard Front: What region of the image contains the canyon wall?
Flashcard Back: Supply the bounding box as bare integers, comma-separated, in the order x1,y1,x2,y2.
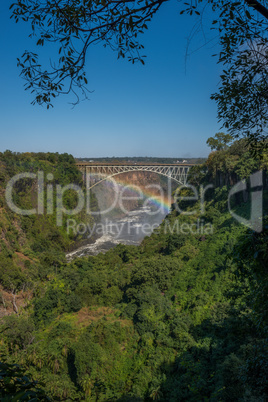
91,171,172,219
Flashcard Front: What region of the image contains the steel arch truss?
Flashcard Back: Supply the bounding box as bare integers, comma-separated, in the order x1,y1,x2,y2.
77,165,191,189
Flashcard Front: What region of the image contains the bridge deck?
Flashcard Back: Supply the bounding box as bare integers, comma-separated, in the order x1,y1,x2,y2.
76,162,196,167
76,162,194,189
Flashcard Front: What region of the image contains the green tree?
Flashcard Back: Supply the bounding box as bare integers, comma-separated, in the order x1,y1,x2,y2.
206,132,233,151
0,361,49,401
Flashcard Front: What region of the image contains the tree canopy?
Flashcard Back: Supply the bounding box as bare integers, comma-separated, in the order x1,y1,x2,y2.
10,0,268,147
0,147,267,400
206,132,233,151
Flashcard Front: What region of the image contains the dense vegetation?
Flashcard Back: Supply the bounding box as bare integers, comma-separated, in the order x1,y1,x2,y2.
0,150,99,293
0,143,267,401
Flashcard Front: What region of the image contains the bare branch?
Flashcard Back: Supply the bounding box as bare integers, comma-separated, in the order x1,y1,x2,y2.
244,0,268,20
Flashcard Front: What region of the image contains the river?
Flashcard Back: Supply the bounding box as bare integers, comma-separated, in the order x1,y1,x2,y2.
66,203,169,261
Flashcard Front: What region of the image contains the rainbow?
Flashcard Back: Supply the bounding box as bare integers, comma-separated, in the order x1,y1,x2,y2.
90,173,172,214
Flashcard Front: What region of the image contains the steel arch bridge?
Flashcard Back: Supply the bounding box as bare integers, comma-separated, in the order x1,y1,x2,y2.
76,163,194,189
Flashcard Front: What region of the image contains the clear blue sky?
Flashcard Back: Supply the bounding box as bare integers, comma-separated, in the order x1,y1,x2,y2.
0,1,222,158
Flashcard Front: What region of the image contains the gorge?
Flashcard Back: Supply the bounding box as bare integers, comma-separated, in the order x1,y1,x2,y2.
0,147,267,401
66,170,174,259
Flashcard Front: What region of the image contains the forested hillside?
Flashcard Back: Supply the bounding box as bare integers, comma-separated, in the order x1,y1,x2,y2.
0,151,98,313
0,143,267,401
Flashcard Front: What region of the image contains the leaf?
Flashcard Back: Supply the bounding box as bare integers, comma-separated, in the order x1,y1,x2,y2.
245,10,251,19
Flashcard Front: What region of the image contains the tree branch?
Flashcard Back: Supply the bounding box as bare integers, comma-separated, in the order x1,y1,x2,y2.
244,0,268,20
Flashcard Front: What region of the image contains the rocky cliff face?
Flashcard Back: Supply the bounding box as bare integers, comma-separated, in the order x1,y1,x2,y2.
91,171,171,219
